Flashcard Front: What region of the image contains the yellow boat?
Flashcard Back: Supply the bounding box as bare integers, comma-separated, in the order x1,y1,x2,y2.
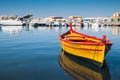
59,23,112,67
59,51,111,80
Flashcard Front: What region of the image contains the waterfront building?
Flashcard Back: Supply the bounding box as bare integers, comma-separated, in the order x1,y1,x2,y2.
109,12,120,26
68,16,83,26
0,15,18,20
44,16,67,26
113,12,120,17
83,17,111,27
69,16,83,22
44,16,54,22
111,12,120,22
0,16,3,20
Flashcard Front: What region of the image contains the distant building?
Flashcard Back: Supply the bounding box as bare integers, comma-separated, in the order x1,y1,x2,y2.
113,12,120,17
69,16,83,24
8,15,18,20
110,12,120,22
47,16,55,19
45,16,63,20
45,16,64,22
0,15,18,20
69,16,82,19
0,16,3,20
53,17,63,20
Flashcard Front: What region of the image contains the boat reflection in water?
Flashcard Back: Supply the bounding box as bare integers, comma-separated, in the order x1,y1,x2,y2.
59,51,111,80
0,26,2,32
1,26,22,34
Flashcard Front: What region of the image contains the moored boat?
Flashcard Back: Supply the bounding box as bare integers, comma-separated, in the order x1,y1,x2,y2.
0,19,23,26
59,23,112,67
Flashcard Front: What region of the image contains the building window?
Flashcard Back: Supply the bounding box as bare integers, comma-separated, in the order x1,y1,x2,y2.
118,18,120,22
111,19,114,22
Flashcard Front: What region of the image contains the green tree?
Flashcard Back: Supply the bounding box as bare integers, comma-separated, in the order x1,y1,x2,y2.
23,14,33,19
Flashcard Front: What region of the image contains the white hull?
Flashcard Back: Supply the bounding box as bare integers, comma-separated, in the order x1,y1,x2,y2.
0,20,23,26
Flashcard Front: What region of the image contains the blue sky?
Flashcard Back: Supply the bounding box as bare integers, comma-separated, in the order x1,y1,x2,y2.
0,0,120,18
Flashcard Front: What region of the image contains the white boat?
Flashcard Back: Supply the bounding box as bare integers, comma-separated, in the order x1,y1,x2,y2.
0,19,23,26
29,21,40,26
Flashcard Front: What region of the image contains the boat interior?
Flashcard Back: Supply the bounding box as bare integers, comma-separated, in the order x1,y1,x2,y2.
61,31,102,43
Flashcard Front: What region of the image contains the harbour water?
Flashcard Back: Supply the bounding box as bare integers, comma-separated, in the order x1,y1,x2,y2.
0,25,120,80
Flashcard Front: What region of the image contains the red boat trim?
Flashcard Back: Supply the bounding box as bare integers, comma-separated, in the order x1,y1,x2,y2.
61,43,103,51
59,38,105,46
58,23,112,46
60,29,103,41
71,30,103,40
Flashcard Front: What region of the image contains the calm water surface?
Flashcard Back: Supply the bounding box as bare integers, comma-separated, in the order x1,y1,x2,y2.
0,25,120,80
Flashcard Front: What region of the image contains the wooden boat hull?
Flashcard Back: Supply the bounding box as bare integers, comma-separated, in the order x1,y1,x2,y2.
59,23,112,67
60,39,106,67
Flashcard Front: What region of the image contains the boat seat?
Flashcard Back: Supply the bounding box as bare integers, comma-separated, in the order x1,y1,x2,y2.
65,33,101,43
65,35,86,41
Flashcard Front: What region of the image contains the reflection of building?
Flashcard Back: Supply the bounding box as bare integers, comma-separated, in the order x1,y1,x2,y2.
59,51,110,80
0,26,2,31
111,27,120,35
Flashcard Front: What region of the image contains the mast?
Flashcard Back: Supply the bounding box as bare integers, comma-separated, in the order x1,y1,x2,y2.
70,22,73,30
